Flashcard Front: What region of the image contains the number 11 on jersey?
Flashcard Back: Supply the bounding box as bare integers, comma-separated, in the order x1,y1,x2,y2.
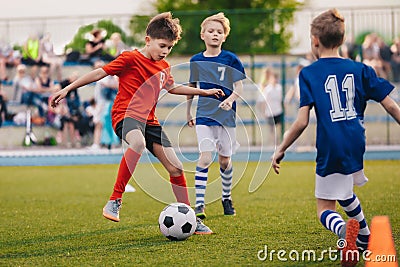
325,74,357,122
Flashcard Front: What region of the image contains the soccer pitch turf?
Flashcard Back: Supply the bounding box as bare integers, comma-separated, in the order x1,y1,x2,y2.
0,160,398,266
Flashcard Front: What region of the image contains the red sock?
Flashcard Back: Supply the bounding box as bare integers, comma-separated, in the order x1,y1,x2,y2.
170,173,190,206
110,148,141,200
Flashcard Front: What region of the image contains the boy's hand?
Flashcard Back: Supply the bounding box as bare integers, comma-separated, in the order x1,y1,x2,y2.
187,114,195,127
271,151,285,174
219,99,234,111
50,88,68,108
201,88,225,98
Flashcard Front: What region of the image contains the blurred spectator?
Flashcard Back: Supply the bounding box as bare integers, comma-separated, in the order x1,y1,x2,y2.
50,96,80,148
391,37,400,83
361,33,385,78
101,99,120,149
12,64,46,118
377,36,392,80
99,67,119,149
40,33,63,81
21,33,44,66
0,83,8,127
284,58,310,106
256,69,283,143
12,64,28,102
82,97,100,144
86,60,118,149
60,72,81,118
0,39,21,81
340,34,359,60
35,65,58,119
105,32,130,58
81,29,114,65
257,67,273,91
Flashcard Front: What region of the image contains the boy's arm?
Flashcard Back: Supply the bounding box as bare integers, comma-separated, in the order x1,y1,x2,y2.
380,95,400,124
51,68,107,107
219,80,243,111
272,105,310,174
186,82,196,127
167,83,224,98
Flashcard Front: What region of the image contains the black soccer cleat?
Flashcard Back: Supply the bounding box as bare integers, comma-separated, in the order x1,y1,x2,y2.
222,199,236,216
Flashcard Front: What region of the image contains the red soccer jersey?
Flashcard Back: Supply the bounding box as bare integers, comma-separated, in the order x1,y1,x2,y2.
102,49,174,129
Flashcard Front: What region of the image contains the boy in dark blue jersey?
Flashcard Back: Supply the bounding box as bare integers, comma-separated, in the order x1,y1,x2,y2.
272,9,400,267
186,13,246,218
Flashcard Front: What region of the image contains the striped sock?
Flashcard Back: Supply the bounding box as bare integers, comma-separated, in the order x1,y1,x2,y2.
221,166,233,201
195,166,208,207
338,194,370,249
320,210,345,236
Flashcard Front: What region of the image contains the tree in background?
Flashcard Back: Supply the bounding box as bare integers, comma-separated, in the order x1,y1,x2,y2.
129,0,302,55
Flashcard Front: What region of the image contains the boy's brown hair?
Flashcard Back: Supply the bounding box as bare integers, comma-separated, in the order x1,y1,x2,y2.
201,12,231,37
311,9,345,49
146,12,182,43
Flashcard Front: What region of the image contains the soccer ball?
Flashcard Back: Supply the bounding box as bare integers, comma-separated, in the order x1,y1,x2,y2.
158,202,197,241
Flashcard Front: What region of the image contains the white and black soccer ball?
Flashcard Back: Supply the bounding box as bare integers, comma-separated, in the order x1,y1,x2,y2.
158,202,197,241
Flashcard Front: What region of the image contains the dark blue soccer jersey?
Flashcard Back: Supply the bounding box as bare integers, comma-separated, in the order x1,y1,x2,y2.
189,50,246,127
299,58,394,177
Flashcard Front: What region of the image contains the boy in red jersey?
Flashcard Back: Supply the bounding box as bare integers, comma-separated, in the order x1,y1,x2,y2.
51,12,224,234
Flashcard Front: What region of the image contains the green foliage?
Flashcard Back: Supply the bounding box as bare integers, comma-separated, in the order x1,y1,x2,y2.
129,0,302,55
64,20,130,53
0,161,399,266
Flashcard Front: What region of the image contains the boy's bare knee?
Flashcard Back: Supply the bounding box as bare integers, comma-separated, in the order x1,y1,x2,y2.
219,158,231,170
126,130,145,153
127,138,145,153
198,153,213,168
168,164,184,177
218,155,231,170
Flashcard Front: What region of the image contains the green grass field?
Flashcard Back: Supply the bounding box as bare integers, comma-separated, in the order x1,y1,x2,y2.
0,160,399,266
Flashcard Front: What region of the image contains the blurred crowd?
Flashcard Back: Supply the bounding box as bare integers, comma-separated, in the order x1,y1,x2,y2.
0,29,130,149
1,30,400,149
340,32,400,82
0,29,129,82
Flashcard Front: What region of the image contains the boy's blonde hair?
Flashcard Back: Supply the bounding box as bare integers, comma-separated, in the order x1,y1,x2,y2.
201,12,230,37
146,12,182,43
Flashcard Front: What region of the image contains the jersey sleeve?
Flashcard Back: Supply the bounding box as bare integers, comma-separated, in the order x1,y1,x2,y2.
362,64,394,102
231,55,246,82
299,69,314,108
102,51,130,76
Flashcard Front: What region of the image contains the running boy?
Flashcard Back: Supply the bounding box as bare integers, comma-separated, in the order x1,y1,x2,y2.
186,13,246,218
272,9,400,267
51,12,224,234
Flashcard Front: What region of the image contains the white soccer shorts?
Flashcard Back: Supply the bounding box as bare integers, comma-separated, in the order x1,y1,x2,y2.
315,169,368,200
195,125,239,157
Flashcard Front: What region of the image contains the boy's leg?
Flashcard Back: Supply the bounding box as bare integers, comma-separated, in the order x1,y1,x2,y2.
219,155,233,201
152,142,213,235
194,125,216,218
219,155,235,215
218,126,237,216
111,129,145,200
103,128,144,222
194,152,212,218
318,199,359,267
152,144,190,205
318,199,345,236
338,194,370,250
